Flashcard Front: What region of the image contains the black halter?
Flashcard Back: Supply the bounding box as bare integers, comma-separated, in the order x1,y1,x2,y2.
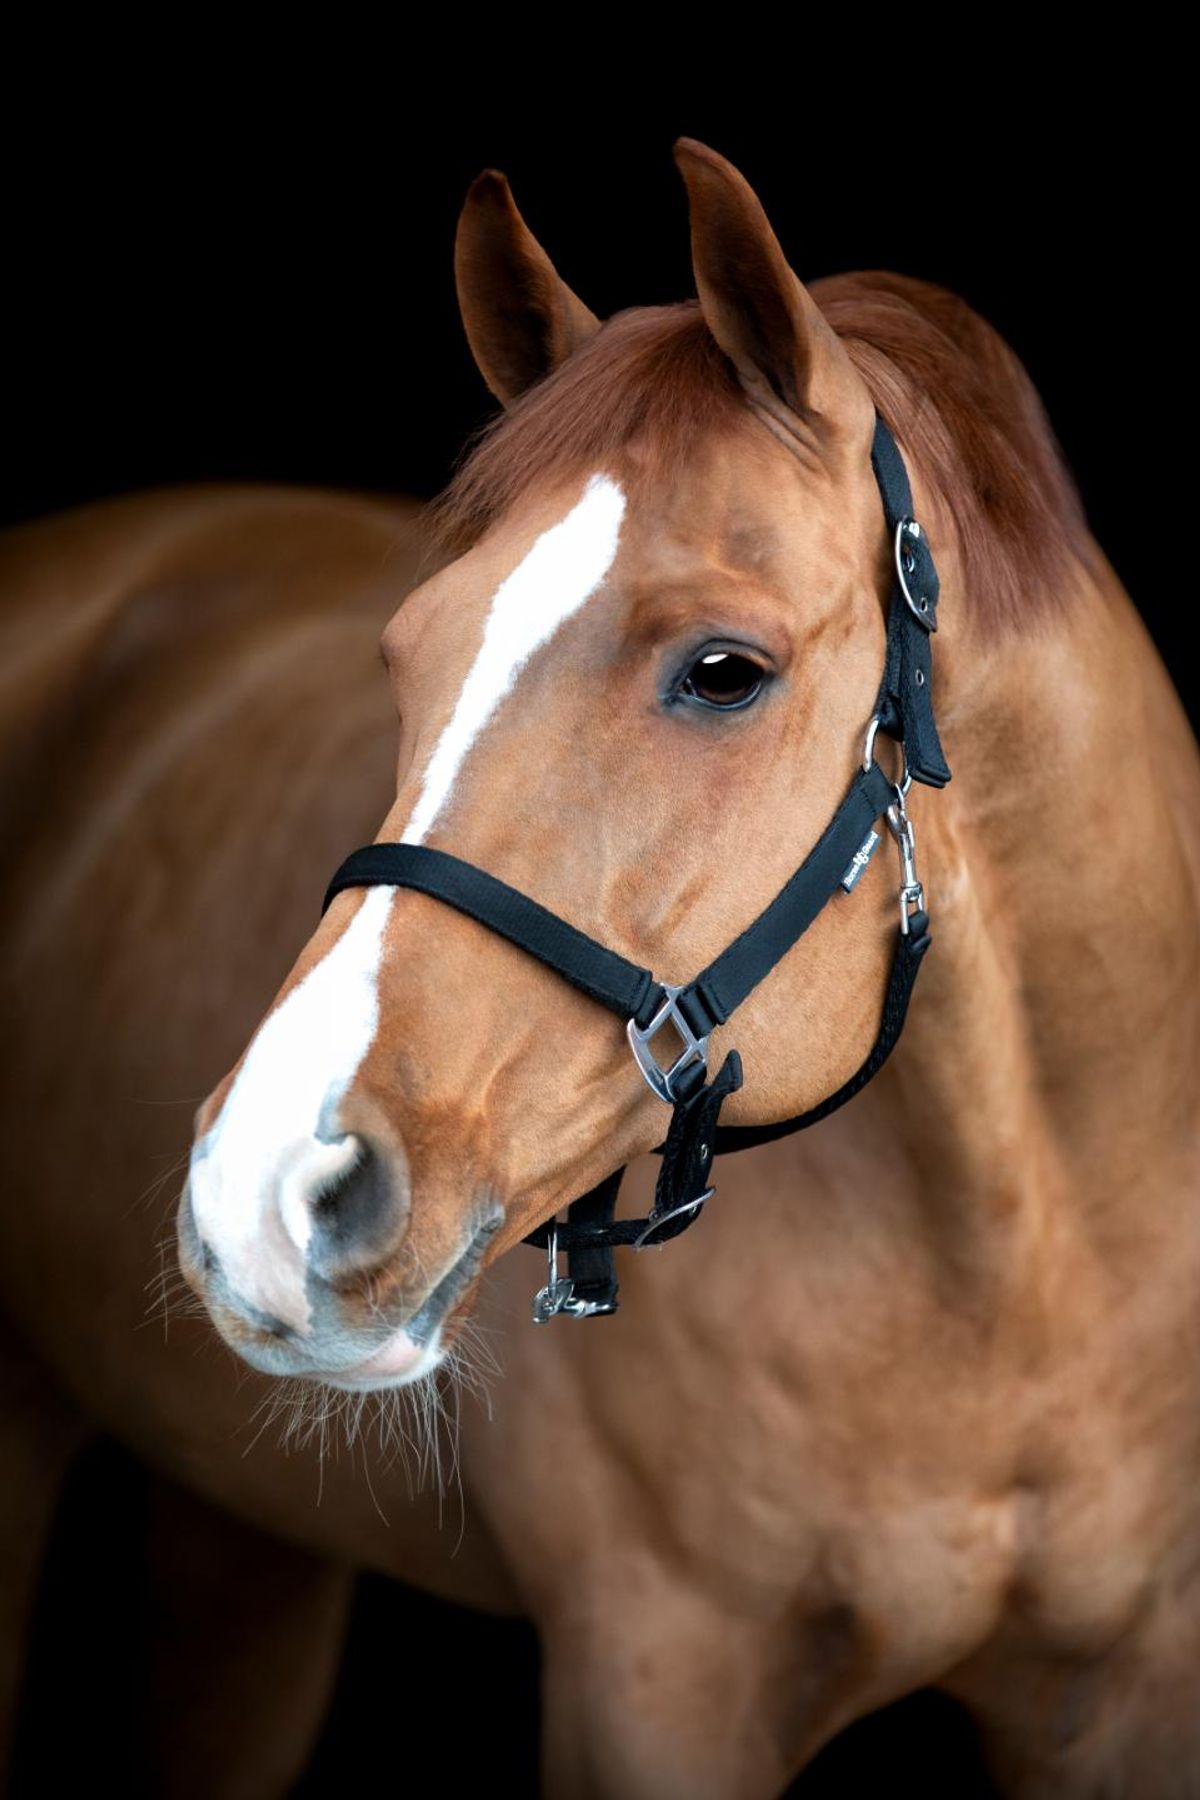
322,411,951,1321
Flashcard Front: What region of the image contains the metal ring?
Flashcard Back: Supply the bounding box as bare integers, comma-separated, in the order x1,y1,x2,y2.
862,714,912,795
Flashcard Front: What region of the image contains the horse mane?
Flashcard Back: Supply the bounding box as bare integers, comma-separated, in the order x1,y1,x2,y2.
427,272,1098,635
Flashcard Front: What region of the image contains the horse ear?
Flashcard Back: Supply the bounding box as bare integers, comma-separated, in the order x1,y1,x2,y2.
673,137,866,443
454,169,603,408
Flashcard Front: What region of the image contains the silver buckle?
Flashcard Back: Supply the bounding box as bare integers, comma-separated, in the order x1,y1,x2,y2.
531,1219,617,1322
631,1189,714,1250
886,786,925,934
894,518,937,630
626,984,709,1104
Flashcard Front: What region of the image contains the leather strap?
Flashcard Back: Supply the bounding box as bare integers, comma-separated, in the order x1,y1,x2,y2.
675,760,894,1035
868,413,951,788
322,842,658,1022
712,907,931,1150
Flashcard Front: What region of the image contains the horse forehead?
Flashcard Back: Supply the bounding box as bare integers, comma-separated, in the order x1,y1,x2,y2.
610,511,798,636
399,455,799,659
391,471,631,645
611,473,815,603
458,470,630,658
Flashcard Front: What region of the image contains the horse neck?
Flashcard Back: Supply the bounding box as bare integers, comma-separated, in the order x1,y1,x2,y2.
865,541,1200,1282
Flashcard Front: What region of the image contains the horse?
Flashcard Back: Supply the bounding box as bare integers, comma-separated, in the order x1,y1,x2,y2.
2,133,1197,1797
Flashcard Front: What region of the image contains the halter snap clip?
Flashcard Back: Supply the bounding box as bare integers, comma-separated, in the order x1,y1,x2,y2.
886,787,924,935
532,1219,618,1321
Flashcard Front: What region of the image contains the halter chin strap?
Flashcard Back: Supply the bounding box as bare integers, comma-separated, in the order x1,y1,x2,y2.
321,409,950,1321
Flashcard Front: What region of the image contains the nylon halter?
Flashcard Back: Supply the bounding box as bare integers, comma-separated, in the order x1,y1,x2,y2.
322,411,951,1322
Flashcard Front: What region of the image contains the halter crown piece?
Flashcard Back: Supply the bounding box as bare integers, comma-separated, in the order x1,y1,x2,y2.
322,412,951,1322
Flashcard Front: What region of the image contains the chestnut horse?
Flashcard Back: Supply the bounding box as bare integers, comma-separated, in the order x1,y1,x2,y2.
2,137,1198,1797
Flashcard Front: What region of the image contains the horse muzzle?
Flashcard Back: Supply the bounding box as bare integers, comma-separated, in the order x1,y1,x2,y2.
177,1131,500,1387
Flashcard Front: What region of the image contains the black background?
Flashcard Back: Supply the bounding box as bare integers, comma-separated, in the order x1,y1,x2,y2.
6,79,1187,718
5,65,1183,1798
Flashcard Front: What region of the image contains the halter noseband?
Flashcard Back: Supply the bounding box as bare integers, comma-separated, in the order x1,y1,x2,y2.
321,411,951,1322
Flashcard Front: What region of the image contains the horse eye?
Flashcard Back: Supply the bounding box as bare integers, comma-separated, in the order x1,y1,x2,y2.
679,650,765,710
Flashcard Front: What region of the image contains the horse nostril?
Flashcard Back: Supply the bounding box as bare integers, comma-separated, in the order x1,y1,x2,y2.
306,1138,409,1280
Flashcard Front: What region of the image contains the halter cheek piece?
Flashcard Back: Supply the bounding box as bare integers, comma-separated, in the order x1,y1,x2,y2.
322,412,951,1323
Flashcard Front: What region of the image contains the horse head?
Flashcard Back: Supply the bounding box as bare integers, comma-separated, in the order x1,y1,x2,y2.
178,138,939,1388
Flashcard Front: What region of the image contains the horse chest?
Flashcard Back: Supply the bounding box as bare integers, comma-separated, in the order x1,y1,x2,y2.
466,1231,1025,1679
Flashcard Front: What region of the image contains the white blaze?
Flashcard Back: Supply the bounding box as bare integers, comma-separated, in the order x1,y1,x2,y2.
189,886,392,1330
402,471,627,844
189,471,627,1330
